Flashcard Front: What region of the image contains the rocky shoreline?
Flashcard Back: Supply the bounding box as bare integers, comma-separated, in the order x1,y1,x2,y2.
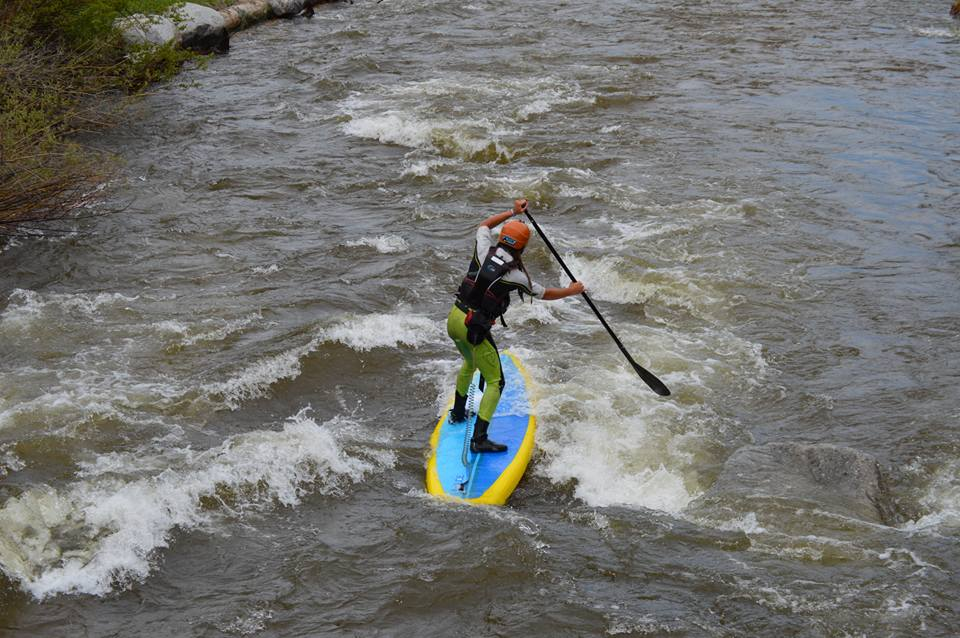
117,0,336,55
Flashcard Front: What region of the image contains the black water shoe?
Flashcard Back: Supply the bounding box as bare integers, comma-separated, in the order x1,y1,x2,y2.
449,392,468,422
471,437,507,453
470,417,507,453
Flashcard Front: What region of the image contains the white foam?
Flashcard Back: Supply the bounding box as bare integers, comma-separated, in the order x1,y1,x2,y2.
568,461,691,512
185,314,263,347
877,547,942,572
675,197,751,221
153,319,189,335
532,364,697,513
884,595,918,617
342,111,511,162
911,26,959,39
517,99,553,119
252,264,281,275
566,509,611,532
0,366,187,433
480,168,555,202
750,584,839,613
578,215,686,250
0,410,392,599
0,447,25,479
606,614,677,636
504,298,562,326
204,313,441,409
560,253,723,316
406,356,464,419
0,237,23,253
319,312,442,352
555,178,648,212
202,341,316,410
400,156,454,177
343,234,410,254
339,75,591,165
901,459,960,532
342,111,439,149
481,166,650,213
0,386,121,432
643,325,769,391
510,296,770,513
154,313,262,349
218,606,274,636
715,511,767,534
1,289,139,331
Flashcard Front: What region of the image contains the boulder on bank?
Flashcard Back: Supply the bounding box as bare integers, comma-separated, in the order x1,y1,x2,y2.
115,14,178,48
686,442,896,525
221,1,274,31
270,0,306,18
169,2,230,53
116,0,331,53
115,3,228,53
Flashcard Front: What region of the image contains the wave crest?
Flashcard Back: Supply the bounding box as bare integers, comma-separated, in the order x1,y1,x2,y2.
0,410,391,599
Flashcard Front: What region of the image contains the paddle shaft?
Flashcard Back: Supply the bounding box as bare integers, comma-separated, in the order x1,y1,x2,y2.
522,210,671,397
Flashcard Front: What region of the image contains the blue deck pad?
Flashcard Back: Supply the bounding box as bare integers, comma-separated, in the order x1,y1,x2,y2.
435,353,531,500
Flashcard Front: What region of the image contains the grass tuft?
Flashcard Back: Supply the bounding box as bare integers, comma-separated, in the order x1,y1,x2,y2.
0,0,220,237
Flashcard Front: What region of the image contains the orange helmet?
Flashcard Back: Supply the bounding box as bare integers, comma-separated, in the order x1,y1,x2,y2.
498,220,531,251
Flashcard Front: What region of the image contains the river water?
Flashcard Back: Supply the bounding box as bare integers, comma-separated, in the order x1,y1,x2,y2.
2,0,959,635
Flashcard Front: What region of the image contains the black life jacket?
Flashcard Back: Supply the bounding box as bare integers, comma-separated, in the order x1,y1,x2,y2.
457,246,523,327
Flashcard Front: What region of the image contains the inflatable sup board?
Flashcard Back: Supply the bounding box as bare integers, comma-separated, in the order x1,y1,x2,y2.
426,351,536,505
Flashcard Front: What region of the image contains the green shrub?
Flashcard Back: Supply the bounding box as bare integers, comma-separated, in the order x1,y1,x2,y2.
0,0,224,235
0,24,117,233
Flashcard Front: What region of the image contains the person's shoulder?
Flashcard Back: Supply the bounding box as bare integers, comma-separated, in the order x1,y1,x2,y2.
476,226,494,248
502,265,539,290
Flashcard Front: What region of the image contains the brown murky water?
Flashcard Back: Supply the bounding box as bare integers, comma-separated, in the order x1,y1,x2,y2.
2,1,959,634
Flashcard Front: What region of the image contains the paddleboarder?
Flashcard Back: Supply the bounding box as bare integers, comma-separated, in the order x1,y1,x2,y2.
448,199,584,453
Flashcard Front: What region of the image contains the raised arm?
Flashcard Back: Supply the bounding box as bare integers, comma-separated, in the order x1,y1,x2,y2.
480,199,528,228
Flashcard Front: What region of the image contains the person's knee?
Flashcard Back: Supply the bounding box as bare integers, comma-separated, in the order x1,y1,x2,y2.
480,360,502,386
482,369,504,396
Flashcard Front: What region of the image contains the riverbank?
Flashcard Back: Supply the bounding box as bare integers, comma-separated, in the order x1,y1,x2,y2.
0,0,334,239
116,1,336,54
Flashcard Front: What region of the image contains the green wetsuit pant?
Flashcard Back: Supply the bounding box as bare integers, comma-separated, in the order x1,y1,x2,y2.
447,305,503,422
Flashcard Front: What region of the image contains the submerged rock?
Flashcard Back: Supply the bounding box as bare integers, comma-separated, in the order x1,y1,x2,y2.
115,14,178,48
687,442,897,525
169,2,230,53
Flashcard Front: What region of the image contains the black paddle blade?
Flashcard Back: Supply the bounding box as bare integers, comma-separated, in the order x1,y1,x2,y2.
633,362,671,396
